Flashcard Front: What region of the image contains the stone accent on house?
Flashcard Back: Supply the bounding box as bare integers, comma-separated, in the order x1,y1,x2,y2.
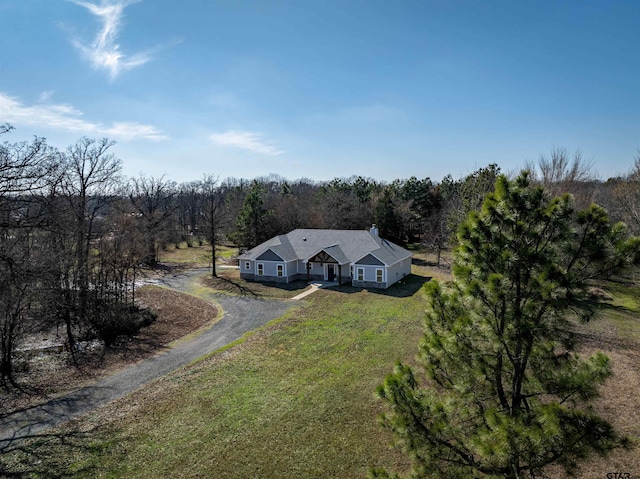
352,280,387,289
242,273,331,284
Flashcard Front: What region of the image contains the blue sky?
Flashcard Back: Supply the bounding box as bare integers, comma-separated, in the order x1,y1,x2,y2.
1,0,638,183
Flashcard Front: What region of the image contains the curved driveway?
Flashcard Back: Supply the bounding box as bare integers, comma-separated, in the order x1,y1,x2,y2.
0,268,294,451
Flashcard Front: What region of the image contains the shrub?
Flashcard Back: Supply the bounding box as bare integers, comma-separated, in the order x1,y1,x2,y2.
91,302,157,347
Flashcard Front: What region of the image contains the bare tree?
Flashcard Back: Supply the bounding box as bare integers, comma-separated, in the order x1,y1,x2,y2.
197,174,226,276
126,175,178,265
0,125,59,386
0,124,58,227
525,148,599,209
613,152,640,234
0,229,44,387
50,137,122,359
177,181,201,247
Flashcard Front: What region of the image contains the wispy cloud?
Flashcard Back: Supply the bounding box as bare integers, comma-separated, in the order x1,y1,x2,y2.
39,90,54,102
209,130,284,156
69,0,153,79
0,92,167,141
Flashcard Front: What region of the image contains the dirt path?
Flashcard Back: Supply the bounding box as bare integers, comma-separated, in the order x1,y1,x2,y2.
0,268,294,452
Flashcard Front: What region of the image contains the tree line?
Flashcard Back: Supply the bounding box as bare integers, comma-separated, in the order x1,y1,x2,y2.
2,124,640,388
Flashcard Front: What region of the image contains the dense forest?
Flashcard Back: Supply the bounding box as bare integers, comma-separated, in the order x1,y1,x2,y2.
1,124,640,388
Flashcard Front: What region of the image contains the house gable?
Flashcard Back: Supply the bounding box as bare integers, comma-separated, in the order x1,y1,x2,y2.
306,244,349,265
308,250,339,264
355,253,384,266
256,249,284,262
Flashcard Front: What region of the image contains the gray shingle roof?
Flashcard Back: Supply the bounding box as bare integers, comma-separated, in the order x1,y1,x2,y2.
238,229,412,266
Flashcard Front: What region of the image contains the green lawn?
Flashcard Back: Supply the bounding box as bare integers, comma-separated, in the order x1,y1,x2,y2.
3,270,638,479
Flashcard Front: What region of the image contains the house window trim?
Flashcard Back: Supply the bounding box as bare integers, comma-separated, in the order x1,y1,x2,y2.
257,263,264,276
356,267,364,281
244,261,251,270
376,268,384,283
277,264,284,277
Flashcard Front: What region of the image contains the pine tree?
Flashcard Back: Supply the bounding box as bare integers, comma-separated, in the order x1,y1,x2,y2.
375,186,403,244
231,180,271,249
374,172,640,479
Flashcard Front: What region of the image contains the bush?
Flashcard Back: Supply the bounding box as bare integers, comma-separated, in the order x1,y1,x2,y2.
91,302,158,347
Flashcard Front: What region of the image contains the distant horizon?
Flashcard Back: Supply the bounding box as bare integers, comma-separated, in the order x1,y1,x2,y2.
1,0,638,183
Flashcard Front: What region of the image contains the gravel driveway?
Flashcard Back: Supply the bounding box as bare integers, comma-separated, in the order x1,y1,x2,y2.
0,268,294,451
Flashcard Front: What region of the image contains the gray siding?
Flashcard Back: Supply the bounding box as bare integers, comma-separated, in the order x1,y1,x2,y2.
308,262,323,277
386,258,412,287
352,264,386,288
240,259,254,281
241,259,253,273
295,260,306,274
256,261,278,277
285,260,297,279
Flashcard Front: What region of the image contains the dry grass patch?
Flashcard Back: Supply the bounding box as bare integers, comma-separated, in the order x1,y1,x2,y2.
134,286,219,344
158,243,238,267
545,281,640,478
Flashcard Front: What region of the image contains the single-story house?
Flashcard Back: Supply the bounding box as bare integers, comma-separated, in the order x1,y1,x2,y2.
238,226,412,289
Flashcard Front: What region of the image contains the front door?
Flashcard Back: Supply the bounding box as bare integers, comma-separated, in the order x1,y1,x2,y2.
327,264,335,282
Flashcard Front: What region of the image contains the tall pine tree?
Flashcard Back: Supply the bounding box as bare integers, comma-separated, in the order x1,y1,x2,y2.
231,180,272,249
374,172,640,479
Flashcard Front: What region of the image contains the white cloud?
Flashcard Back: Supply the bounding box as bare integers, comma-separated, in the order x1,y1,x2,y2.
209,130,284,156
0,92,167,141
39,90,54,102
69,0,151,79
103,121,166,141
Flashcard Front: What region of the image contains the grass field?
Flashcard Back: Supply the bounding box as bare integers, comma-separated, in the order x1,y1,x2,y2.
1,263,639,478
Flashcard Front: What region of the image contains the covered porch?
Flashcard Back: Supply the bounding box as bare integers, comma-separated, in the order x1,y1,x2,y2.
304,249,348,285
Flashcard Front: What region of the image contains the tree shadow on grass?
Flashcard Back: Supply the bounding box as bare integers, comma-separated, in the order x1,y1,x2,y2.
0,424,112,478
202,275,261,297
373,274,432,298
412,257,451,270
0,383,138,476
202,275,308,299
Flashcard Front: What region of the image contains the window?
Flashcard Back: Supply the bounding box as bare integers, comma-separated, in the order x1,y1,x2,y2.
245,261,250,270
277,264,284,277
257,263,264,276
357,267,364,281
376,268,384,283
350,265,353,277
